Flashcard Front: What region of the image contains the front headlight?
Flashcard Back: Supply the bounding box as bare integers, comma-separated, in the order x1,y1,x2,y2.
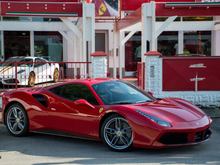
136,110,172,127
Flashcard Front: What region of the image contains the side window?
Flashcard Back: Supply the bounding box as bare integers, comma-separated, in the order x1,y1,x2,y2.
49,84,99,105
19,59,33,67
34,58,46,67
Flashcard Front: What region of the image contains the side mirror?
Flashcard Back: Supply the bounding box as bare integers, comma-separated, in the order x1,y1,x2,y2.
74,99,95,109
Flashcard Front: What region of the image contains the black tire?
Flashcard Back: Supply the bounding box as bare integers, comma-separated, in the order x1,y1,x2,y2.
101,114,133,151
5,103,29,137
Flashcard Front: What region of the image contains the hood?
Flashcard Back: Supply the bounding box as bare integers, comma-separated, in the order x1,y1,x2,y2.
126,98,205,123
0,66,27,77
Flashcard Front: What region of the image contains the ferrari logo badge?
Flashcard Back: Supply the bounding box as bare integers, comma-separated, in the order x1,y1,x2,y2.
99,107,104,113
99,3,107,16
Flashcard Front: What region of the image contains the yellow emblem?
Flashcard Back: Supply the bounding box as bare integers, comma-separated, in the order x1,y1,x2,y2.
99,3,107,16
99,107,104,113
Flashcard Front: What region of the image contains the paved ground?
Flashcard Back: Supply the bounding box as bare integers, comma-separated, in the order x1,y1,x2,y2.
0,119,220,165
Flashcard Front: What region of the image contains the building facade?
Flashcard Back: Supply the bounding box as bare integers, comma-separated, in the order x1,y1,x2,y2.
0,0,220,78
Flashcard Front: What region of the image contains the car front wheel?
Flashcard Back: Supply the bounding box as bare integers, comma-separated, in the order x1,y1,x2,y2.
101,114,133,151
5,103,29,137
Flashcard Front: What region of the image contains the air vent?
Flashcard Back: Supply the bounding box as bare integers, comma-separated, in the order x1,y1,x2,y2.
32,94,48,107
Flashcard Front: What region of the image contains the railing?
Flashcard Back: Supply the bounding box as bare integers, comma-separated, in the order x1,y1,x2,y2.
0,61,91,90
137,62,145,90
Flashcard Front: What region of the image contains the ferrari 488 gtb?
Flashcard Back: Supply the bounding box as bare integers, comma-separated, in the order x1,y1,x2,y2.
0,79,212,151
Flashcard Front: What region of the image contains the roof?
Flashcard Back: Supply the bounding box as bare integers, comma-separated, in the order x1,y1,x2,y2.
8,79,119,94
62,78,114,86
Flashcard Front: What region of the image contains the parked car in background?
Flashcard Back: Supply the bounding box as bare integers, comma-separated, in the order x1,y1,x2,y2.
0,79,212,151
0,56,59,86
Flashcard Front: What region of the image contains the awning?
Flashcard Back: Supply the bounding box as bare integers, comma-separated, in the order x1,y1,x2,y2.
0,0,83,17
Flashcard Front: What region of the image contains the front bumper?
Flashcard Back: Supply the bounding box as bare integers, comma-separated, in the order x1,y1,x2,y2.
152,127,211,148
133,115,212,149
151,116,212,148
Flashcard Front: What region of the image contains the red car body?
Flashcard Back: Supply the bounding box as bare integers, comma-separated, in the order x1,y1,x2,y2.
0,79,212,149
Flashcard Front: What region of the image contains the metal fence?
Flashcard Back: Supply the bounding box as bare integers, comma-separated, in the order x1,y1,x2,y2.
0,61,92,90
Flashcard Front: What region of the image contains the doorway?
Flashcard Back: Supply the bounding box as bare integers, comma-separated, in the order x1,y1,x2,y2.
125,32,141,77
4,31,30,60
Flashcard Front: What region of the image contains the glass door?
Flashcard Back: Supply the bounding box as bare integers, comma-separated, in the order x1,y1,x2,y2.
4,31,30,60
125,32,141,77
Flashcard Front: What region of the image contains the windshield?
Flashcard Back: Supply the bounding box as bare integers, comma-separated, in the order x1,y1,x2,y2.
93,80,154,105
2,58,33,67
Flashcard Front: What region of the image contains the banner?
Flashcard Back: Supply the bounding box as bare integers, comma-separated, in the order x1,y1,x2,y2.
93,0,119,17
200,0,220,2
0,1,83,17
163,58,220,91
120,0,211,11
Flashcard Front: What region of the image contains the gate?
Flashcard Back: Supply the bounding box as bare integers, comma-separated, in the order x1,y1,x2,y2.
0,61,91,90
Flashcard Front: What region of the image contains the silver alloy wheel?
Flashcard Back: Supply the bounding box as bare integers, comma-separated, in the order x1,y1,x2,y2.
7,106,25,135
103,117,133,150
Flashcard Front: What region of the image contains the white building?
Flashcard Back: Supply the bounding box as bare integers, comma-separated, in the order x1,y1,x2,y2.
0,0,220,78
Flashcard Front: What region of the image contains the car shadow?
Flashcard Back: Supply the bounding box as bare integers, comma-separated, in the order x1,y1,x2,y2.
0,119,220,165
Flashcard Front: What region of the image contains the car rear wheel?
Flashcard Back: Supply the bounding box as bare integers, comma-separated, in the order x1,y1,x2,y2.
53,68,59,82
101,114,133,151
28,72,35,87
5,103,29,137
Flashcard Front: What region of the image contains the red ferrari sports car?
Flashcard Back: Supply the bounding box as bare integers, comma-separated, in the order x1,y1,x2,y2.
0,79,212,151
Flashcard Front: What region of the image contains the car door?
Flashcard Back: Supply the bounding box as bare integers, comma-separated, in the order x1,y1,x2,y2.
17,58,34,85
46,83,101,137
34,58,51,83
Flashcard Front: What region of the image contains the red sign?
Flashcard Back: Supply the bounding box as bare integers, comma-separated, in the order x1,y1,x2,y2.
0,0,80,2
162,57,220,91
121,0,149,11
93,0,119,17
0,1,83,17
121,0,196,11
156,2,220,17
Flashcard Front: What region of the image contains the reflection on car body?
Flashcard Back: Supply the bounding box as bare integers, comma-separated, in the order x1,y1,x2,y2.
0,79,212,151
0,56,59,86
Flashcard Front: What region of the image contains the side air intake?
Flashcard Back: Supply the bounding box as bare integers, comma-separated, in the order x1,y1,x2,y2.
32,94,48,107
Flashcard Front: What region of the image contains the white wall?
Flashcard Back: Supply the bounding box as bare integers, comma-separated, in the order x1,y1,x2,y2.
95,21,119,69
213,31,220,56
213,16,220,56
